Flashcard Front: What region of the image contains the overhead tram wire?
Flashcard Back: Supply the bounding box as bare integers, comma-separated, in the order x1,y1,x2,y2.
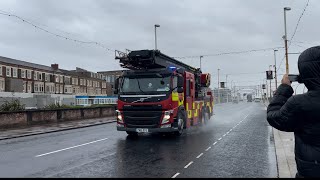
211,72,265,77
277,0,310,73
173,47,284,59
289,0,310,46
0,11,115,52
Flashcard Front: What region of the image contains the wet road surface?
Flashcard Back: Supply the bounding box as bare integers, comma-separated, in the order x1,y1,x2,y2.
0,102,277,178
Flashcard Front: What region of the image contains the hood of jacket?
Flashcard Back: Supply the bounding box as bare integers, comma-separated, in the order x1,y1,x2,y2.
298,46,320,91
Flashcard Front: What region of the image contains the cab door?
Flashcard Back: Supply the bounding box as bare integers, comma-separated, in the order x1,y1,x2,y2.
184,72,194,128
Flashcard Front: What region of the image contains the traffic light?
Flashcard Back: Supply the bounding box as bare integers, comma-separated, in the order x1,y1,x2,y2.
262,84,266,89
220,82,225,88
266,71,273,80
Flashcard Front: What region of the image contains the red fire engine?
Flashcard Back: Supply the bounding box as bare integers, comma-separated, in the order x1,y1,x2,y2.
114,50,214,136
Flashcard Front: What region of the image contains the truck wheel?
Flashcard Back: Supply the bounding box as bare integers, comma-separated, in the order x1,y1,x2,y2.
174,111,185,136
126,131,138,136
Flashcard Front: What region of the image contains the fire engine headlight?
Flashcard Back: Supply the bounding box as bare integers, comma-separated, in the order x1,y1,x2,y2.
116,110,123,123
162,110,173,124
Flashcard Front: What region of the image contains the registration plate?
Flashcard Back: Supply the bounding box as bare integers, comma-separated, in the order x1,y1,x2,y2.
136,128,149,133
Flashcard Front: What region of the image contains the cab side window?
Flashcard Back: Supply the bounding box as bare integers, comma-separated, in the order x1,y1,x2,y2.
173,76,178,92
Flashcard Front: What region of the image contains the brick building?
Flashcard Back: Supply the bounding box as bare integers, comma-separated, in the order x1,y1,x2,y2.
0,56,107,96
98,70,126,95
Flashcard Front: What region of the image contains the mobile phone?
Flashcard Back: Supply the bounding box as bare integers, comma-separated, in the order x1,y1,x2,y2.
288,74,300,82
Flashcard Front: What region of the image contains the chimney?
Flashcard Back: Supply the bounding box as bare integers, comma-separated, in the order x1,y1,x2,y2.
51,64,59,70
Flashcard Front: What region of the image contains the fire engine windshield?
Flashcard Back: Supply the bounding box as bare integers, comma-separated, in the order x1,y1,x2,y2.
120,76,171,93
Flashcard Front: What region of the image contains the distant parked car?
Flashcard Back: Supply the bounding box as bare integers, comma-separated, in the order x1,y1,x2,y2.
254,98,261,102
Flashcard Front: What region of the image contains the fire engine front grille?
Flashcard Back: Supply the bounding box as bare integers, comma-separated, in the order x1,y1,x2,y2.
123,105,162,128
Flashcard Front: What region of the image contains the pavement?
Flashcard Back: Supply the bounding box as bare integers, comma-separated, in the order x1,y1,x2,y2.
0,117,116,141
263,101,296,178
0,102,297,178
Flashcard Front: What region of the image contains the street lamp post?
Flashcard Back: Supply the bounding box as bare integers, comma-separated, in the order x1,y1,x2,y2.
231,80,234,98
265,78,269,102
218,69,220,104
269,65,273,99
200,56,203,70
284,7,291,74
154,24,160,50
274,49,278,90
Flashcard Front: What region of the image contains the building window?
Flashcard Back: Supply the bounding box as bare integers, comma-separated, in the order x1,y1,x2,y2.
21,69,26,78
0,65,2,76
27,70,32,79
38,72,42,80
72,78,78,85
55,75,59,83
27,82,32,93
12,68,17,78
0,78,5,91
34,83,39,92
34,71,38,80
102,82,106,88
6,67,11,77
34,82,44,93
45,74,50,82
45,84,55,93
56,85,60,94
22,81,26,93
60,75,63,83
111,75,115,83
40,83,44,92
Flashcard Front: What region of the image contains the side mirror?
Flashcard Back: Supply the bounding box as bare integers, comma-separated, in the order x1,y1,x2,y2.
177,87,184,93
114,77,120,94
177,76,184,88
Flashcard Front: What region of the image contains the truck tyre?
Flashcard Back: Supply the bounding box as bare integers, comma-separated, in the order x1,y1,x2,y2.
126,131,138,136
174,111,185,136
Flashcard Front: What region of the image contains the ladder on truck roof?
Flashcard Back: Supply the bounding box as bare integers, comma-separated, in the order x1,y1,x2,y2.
115,49,201,74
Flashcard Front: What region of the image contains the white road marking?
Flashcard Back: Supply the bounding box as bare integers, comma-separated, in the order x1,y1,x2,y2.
46,152,116,176
184,161,194,168
213,142,217,145
205,147,212,151
172,173,180,178
35,138,109,157
218,138,222,141
230,129,233,131
196,153,204,158
226,131,230,134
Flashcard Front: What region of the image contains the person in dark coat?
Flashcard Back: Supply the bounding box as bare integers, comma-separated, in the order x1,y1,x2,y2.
267,46,320,178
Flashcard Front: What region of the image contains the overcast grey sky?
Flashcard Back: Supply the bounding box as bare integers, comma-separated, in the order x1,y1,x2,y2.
0,0,318,93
